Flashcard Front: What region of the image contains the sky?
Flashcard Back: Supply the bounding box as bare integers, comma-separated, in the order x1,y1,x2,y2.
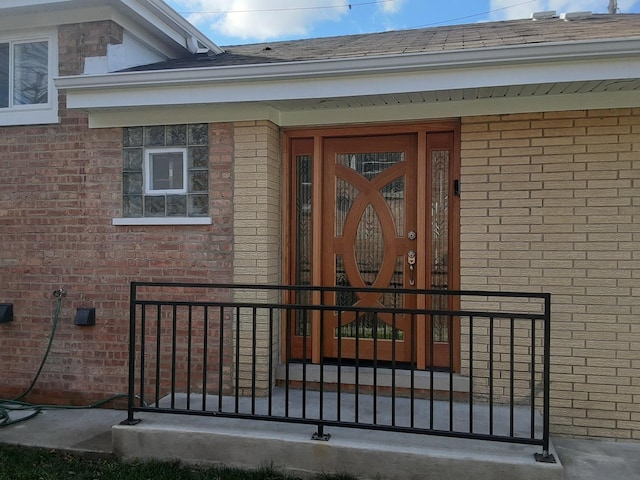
164,0,640,46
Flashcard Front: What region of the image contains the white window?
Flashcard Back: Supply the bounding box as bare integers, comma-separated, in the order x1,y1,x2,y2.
1,40,48,108
0,32,57,126
145,148,188,194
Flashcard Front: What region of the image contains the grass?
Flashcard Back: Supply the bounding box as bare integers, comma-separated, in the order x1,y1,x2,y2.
0,444,360,480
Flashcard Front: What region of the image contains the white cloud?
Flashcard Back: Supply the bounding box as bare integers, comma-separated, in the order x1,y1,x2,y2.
172,0,350,42
489,0,639,20
379,0,407,14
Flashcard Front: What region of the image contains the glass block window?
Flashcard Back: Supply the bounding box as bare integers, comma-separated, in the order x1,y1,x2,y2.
123,124,209,218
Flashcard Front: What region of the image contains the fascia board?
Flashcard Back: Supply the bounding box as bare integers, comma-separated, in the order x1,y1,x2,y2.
60,56,640,110
110,10,184,59
89,104,282,128
57,37,640,91
0,5,112,32
117,0,203,54
144,0,223,54
115,0,221,54
86,90,640,129
0,0,73,8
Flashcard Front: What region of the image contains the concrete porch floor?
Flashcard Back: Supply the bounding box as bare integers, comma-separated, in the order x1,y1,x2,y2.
151,385,543,440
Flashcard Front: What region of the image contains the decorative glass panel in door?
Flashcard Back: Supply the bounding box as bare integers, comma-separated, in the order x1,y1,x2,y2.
289,138,314,360
425,132,457,369
431,149,450,343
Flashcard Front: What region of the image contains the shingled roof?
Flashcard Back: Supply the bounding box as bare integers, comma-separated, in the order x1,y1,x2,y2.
126,13,640,71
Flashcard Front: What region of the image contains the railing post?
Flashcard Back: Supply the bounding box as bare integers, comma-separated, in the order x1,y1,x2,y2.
535,293,555,463
121,282,141,425
312,422,330,441
312,290,330,441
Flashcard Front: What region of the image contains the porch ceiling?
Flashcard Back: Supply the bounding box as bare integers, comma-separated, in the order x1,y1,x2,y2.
262,79,640,112
74,73,640,129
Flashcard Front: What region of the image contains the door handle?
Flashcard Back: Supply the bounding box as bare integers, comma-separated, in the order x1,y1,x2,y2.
407,250,416,286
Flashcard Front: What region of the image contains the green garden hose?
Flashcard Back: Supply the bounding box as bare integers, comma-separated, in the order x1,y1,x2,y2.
0,289,127,428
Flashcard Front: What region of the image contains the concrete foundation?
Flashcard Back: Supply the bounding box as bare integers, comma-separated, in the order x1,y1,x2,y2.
113,413,563,480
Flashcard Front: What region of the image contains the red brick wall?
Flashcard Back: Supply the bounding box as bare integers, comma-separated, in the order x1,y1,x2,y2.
0,93,235,404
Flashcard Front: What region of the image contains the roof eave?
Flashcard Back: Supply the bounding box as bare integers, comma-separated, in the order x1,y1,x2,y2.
56,36,640,91
0,0,222,56
141,0,223,54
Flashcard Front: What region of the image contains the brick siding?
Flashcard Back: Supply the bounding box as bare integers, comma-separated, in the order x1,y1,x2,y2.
0,94,234,403
59,21,124,76
459,108,640,439
232,120,281,394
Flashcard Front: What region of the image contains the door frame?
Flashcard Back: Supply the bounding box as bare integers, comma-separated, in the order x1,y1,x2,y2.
282,121,461,370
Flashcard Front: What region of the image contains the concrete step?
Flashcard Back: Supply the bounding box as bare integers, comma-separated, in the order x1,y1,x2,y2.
113,411,563,480
113,390,562,480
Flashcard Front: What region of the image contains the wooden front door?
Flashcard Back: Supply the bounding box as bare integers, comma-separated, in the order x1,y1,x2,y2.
286,124,459,369
321,134,417,363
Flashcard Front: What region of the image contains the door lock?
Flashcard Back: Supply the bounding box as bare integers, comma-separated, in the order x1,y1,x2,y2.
408,231,417,241
407,250,416,286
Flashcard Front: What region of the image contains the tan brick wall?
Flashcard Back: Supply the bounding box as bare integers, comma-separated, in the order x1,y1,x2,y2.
232,120,281,394
59,21,123,76
233,120,281,286
460,108,640,439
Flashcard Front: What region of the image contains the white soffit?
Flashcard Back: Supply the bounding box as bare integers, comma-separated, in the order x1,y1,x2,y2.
86,90,640,128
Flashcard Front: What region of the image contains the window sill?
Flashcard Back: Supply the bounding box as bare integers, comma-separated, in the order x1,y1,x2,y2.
0,108,59,126
112,217,212,226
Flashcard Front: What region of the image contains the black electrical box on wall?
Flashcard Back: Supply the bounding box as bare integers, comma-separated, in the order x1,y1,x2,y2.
74,308,96,326
0,304,13,323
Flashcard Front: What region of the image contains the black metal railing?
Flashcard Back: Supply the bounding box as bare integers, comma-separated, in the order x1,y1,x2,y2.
124,282,553,461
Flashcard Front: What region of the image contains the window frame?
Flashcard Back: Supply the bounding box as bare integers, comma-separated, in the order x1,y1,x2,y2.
0,30,58,126
144,147,188,195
